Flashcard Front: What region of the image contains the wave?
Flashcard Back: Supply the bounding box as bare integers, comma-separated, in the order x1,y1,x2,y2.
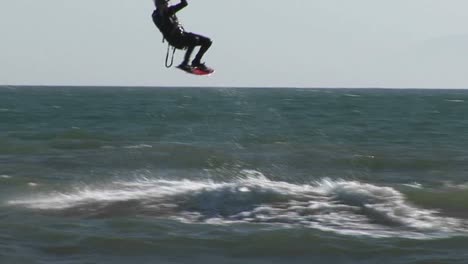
123,144,153,149
7,170,468,239
445,99,465,103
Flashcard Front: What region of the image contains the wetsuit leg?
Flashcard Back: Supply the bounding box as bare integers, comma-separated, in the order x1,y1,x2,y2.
182,46,195,65
180,32,212,65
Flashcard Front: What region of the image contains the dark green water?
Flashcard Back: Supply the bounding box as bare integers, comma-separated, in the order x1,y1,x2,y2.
1,86,468,263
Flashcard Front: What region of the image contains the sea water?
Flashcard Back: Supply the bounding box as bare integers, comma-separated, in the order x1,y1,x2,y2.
1,86,468,263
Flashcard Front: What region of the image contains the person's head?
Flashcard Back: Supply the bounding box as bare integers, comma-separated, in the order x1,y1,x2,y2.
154,0,169,9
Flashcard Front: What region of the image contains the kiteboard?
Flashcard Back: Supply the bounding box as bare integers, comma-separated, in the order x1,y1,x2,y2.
177,65,214,76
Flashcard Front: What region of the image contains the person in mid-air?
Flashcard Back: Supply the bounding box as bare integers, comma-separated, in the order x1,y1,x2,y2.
152,0,212,72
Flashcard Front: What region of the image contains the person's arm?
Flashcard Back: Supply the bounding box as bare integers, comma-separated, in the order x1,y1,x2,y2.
169,0,188,14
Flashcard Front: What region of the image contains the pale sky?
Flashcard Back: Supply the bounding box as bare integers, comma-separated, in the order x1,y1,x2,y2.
1,0,468,88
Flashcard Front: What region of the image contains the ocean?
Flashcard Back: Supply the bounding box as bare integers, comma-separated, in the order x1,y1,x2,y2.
1,86,468,263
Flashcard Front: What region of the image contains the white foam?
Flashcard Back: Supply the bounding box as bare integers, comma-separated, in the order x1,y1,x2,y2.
344,94,361,97
8,177,218,210
124,144,153,149
7,171,468,239
442,181,468,190
402,182,423,189
445,99,465,103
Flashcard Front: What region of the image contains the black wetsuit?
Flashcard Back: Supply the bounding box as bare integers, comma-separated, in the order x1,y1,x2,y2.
152,0,212,66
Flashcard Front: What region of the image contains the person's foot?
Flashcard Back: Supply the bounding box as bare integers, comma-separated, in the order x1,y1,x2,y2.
177,63,193,72
192,62,210,72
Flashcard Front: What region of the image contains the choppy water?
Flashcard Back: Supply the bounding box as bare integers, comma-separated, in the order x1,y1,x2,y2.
1,86,468,263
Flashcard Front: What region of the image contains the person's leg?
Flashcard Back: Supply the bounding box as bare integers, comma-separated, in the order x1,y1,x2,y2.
189,34,212,66
176,32,212,69
175,33,197,67
181,46,195,66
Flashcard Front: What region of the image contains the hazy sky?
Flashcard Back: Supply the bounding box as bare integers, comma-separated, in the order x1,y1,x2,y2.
1,0,468,88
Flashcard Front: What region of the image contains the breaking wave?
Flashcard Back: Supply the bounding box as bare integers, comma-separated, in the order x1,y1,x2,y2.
7,170,468,239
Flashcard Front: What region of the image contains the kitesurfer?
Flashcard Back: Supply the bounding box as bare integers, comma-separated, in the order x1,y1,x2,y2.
152,0,212,72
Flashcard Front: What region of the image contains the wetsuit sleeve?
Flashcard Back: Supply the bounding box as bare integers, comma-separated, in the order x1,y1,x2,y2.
168,0,188,15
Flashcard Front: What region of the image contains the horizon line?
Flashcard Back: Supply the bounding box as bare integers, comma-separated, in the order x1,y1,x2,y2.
1,85,468,90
